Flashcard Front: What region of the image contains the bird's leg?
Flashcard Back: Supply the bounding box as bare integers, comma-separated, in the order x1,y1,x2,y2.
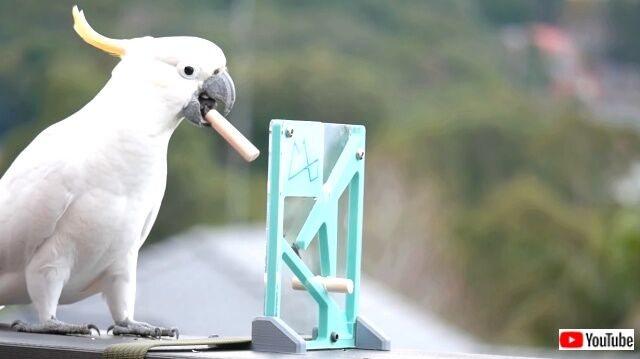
12,317,99,336
103,255,178,338
17,253,100,336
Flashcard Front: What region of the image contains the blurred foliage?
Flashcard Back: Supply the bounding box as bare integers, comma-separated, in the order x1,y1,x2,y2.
478,0,562,24
0,0,639,348
607,0,640,65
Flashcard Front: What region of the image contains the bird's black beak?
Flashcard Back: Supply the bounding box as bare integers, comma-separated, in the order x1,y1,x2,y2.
182,70,236,127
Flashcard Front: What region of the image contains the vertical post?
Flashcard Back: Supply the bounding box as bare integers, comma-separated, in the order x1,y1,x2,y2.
346,127,365,326
345,172,363,324
264,122,283,317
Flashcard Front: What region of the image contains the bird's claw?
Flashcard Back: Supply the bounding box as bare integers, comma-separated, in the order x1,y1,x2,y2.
88,323,101,336
109,319,178,339
11,318,99,336
11,320,25,329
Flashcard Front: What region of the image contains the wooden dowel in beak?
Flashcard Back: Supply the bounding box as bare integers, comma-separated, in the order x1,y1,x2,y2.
204,109,260,162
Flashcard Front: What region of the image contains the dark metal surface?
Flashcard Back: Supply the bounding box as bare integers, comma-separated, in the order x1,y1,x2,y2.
0,325,534,359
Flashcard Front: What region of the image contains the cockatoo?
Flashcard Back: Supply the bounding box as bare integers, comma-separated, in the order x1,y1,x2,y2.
0,6,236,337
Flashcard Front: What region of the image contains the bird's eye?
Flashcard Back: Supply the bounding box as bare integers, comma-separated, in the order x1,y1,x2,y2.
177,62,199,79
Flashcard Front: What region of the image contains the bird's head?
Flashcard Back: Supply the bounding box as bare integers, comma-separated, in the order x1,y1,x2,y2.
72,6,235,127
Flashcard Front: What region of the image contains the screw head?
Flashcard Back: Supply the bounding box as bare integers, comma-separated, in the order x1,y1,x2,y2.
330,332,339,342
356,149,365,160
285,128,294,137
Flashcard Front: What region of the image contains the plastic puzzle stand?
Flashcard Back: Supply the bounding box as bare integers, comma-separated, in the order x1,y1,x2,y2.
252,120,390,353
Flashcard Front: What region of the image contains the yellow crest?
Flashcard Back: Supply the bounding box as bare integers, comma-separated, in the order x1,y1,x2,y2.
72,5,126,57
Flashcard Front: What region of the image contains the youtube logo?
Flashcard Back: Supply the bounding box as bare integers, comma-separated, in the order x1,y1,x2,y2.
559,331,583,349
559,329,634,351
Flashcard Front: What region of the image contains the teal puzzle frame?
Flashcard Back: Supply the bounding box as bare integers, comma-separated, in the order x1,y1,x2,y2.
252,120,389,353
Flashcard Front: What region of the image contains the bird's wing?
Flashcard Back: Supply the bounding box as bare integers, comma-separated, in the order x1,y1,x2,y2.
0,120,80,273
139,204,161,247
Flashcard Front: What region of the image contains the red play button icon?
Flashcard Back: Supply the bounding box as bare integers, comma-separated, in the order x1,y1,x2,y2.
560,331,584,348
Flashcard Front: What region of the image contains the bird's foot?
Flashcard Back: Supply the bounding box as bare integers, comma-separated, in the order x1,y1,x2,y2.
12,317,100,336
108,319,178,339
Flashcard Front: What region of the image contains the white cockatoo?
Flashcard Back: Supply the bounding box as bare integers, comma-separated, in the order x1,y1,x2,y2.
0,6,236,337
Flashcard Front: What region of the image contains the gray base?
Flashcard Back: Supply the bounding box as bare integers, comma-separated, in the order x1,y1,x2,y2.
355,316,391,351
251,317,306,354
